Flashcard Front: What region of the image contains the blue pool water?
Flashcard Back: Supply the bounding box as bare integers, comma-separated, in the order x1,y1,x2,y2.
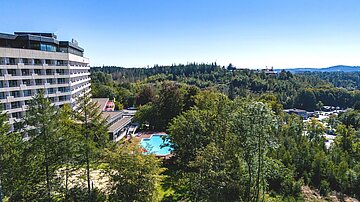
140,134,172,156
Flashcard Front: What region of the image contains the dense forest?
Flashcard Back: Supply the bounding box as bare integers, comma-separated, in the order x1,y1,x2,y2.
88,64,360,201
91,64,360,111
0,64,359,201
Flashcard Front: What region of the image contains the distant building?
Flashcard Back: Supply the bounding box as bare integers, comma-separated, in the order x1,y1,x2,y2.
284,109,309,119
322,106,336,112
261,66,276,75
93,98,136,141
105,101,115,111
0,32,90,129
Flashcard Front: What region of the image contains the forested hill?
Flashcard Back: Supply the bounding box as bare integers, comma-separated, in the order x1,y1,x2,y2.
91,63,222,82
283,65,360,73
91,64,360,111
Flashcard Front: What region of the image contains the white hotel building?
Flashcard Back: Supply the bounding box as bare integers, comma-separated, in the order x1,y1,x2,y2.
0,32,91,128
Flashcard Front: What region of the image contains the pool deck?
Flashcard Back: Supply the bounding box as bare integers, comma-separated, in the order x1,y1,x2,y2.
135,131,167,140
135,131,173,159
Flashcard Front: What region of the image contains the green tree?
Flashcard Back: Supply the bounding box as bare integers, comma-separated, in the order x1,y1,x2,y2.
0,110,20,201
105,141,162,202
74,93,109,201
295,89,317,111
133,104,156,130
183,142,240,202
335,124,356,154
168,91,230,166
92,84,116,99
231,101,277,202
22,91,62,201
335,160,349,198
91,71,113,85
135,84,155,106
182,85,199,111
306,118,325,141
57,104,83,200
168,109,213,166
154,81,183,131
353,101,360,110
338,109,360,130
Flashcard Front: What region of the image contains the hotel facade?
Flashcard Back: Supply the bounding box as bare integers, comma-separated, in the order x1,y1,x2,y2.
0,32,91,128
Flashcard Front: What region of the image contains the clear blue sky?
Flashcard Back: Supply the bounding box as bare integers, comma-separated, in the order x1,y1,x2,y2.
2,0,360,68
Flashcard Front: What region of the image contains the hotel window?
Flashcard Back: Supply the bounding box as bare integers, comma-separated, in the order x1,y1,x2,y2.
12,112,22,119
34,59,42,65
57,78,65,84
35,79,43,85
23,90,32,97
22,79,31,86
40,43,56,52
22,58,30,65
59,96,67,102
0,92,5,99
8,58,16,65
46,44,56,52
11,101,21,109
34,69,42,75
7,69,17,76
8,80,18,87
56,60,65,66
47,88,55,94
10,91,21,98
45,59,53,65
46,78,53,84
58,87,69,93
21,69,30,76
46,69,53,75
0,81,4,88
56,69,65,75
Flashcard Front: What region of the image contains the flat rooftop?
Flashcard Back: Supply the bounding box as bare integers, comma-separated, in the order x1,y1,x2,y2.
101,111,123,122
92,98,109,111
108,116,132,133
0,32,84,56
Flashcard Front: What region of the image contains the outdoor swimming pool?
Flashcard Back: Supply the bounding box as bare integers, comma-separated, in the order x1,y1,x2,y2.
140,134,172,156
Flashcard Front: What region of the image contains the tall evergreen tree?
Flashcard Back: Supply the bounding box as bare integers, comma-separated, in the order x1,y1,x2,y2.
73,93,109,201
57,104,83,200
22,90,62,201
0,109,11,202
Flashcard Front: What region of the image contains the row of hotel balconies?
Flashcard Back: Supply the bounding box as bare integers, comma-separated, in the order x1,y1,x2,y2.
1,83,90,111
8,98,73,124
0,77,90,90
0,57,89,67
3,94,72,111
71,82,91,96
0,69,90,78
1,90,72,103
0,72,90,81
0,63,90,70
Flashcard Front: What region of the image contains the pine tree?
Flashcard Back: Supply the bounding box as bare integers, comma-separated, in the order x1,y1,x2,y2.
73,93,109,201
0,108,10,202
57,104,83,200
22,90,62,201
